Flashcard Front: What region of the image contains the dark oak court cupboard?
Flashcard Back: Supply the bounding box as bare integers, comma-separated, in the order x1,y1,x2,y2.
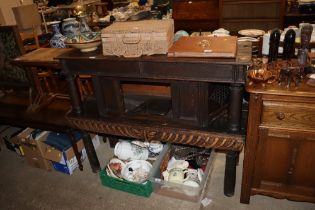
241,81,315,203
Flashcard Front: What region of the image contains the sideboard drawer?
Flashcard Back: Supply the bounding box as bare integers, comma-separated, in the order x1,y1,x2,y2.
261,101,315,131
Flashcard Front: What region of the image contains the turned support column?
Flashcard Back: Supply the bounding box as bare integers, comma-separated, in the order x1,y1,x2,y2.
224,83,243,196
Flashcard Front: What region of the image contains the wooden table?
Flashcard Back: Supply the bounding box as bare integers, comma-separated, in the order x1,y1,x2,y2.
13,48,74,113
58,44,251,196
8,48,85,170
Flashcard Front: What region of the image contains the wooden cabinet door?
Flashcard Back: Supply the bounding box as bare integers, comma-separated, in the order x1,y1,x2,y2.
252,128,315,201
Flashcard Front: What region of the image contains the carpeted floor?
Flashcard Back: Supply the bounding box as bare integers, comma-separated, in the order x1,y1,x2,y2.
0,138,314,210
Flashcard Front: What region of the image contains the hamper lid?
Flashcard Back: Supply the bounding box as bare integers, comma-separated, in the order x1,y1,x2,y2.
101,19,174,35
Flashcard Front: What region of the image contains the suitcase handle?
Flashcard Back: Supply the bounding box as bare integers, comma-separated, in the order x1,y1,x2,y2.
122,29,141,44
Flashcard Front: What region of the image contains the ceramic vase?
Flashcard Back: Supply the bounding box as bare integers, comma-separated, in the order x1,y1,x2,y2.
114,141,149,161
78,15,91,33
61,17,80,36
49,21,66,48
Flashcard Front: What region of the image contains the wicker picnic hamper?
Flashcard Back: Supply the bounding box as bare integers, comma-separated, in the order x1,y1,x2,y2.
101,19,174,57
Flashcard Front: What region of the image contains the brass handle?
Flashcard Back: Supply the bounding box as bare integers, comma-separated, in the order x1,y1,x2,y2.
276,112,285,120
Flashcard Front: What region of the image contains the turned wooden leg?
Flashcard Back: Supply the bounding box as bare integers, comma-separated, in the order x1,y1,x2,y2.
223,84,244,196
81,130,100,173
228,84,243,132
224,150,239,196
62,61,82,114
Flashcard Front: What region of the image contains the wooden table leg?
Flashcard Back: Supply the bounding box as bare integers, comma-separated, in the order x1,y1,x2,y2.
67,130,83,171
108,136,118,148
223,83,243,196
224,150,239,196
63,65,82,114
81,130,100,173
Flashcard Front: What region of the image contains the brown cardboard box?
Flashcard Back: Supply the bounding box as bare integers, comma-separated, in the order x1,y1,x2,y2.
41,137,85,163
43,134,100,175
17,128,52,171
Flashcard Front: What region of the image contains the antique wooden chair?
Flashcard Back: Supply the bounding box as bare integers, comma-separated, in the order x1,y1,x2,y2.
12,4,42,52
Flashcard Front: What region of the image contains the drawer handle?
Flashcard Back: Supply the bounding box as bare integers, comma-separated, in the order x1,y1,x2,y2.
188,1,192,3
276,112,285,120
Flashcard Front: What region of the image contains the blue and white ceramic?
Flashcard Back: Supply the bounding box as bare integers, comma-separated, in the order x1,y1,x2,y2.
61,17,80,36
49,21,66,48
174,30,189,42
78,15,91,33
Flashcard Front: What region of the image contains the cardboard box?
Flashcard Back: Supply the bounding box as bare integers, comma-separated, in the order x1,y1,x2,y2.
41,132,85,163
52,148,87,175
0,126,24,155
17,128,52,171
45,134,100,175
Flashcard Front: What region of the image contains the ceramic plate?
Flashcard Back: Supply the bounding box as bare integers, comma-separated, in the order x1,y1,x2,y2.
238,37,259,42
238,29,265,37
107,158,126,178
209,34,230,37
121,160,152,183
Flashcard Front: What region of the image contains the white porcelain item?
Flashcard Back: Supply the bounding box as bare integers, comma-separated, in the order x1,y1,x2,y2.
166,156,189,170
184,168,201,186
65,40,101,52
148,141,163,154
262,33,270,55
121,160,152,183
167,168,188,184
212,28,230,35
131,140,148,148
107,158,126,178
114,141,149,161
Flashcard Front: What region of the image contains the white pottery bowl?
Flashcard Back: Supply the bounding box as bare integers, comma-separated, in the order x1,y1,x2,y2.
121,160,152,183
65,39,101,52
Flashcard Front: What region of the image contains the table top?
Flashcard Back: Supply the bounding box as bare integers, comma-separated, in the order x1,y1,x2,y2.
57,45,251,84
13,48,74,67
57,45,252,65
246,79,315,97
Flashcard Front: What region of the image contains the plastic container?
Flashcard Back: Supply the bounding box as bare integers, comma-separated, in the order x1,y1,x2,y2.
100,144,170,197
149,145,216,202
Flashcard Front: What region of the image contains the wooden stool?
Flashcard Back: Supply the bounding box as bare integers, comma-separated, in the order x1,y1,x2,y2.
37,70,57,94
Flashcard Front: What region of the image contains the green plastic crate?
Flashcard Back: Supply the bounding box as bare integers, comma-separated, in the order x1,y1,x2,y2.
99,169,153,197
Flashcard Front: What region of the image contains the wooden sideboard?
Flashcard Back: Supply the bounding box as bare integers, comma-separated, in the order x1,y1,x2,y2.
241,79,315,203
172,0,286,32
172,0,220,32
219,0,286,32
